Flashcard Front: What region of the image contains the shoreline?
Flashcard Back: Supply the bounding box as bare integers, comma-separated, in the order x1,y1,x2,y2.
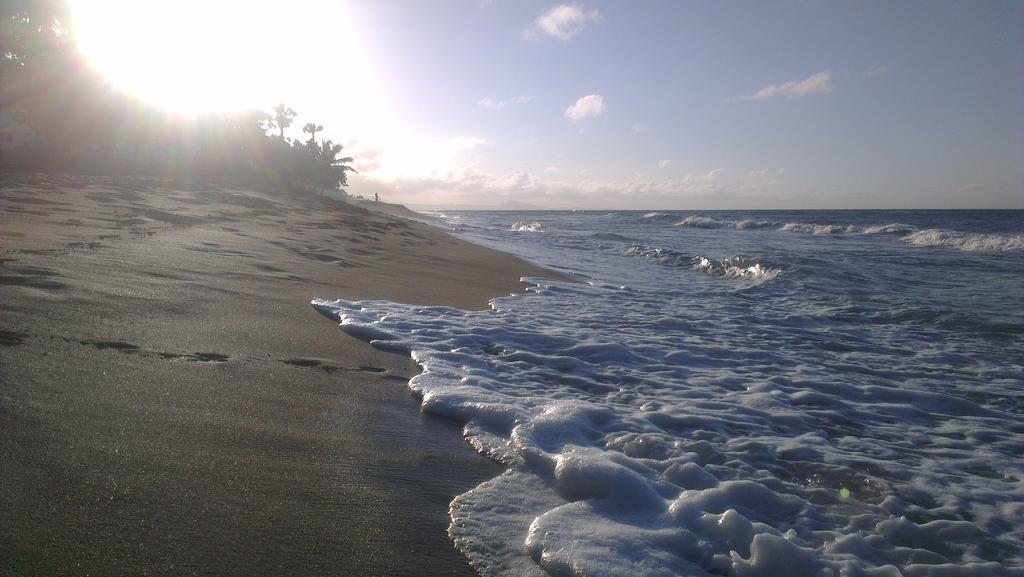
0,174,556,576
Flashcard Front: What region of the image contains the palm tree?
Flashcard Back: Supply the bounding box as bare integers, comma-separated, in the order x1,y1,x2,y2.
302,122,323,145
319,140,357,187
271,103,296,139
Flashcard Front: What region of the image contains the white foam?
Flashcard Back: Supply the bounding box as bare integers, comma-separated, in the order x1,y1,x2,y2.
671,216,920,237
672,215,780,230
903,229,1024,252
693,255,781,280
861,223,918,235
657,214,1024,253
510,221,544,233
779,222,861,235
674,215,725,228
643,212,673,219
311,273,1024,576
625,246,781,282
734,219,780,230
305,207,1023,577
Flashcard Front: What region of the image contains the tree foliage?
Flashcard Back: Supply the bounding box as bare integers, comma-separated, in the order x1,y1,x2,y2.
302,122,323,144
317,140,356,187
271,103,296,140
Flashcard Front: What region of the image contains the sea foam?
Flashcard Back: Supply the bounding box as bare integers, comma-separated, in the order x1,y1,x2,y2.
668,215,1022,252
510,221,545,233
312,208,1023,576
625,245,781,281
903,229,1024,252
312,274,1023,576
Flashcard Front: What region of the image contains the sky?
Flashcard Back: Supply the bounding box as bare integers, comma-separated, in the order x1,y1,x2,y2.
73,0,1024,209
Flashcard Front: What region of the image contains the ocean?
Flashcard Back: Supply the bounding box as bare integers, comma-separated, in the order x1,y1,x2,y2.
314,210,1024,577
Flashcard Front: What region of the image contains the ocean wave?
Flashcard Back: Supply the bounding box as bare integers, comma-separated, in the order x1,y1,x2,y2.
672,216,914,235
734,218,780,229
693,255,781,280
861,223,918,235
312,279,1024,577
640,211,679,223
590,232,635,242
626,245,781,281
666,216,1023,252
903,229,1024,252
671,214,783,231
624,245,694,268
778,222,861,234
674,215,726,228
509,221,544,232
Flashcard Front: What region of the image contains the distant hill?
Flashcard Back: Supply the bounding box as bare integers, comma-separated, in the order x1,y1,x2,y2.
407,199,546,211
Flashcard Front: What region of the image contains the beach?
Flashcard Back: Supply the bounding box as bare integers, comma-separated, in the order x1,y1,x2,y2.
0,174,554,576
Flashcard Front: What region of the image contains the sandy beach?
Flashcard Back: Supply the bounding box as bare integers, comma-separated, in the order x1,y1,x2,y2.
0,174,553,576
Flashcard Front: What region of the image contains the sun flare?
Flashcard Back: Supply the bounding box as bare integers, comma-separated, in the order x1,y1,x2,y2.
70,1,434,179
71,0,388,119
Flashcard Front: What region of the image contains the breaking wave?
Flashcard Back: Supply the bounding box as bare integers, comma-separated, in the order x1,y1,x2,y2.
510,221,544,233
778,222,862,235
641,212,682,223
625,245,781,281
675,215,728,229
903,229,1024,252
311,276,1023,577
312,208,1023,577
693,255,781,280
668,216,1021,252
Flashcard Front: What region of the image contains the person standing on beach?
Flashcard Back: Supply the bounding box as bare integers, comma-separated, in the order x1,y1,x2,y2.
375,193,379,203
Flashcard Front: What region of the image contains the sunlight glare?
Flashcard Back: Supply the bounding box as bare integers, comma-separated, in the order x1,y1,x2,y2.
72,1,479,181
71,0,388,119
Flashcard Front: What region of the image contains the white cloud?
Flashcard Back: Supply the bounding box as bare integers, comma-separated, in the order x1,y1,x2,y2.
353,147,383,173
865,64,888,77
727,70,832,102
528,4,602,42
565,94,605,120
344,135,488,180
657,159,672,169
749,167,784,179
631,122,644,134
348,166,738,209
747,167,785,187
479,95,532,111
543,166,561,173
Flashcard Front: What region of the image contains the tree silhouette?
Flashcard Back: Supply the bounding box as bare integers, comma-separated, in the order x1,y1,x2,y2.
302,122,323,145
271,103,296,139
256,113,275,136
318,140,356,187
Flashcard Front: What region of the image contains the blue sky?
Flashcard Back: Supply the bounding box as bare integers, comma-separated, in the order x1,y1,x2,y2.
332,0,1023,209
75,0,1024,208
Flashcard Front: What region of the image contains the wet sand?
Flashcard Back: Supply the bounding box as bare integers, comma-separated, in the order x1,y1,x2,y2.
0,174,554,576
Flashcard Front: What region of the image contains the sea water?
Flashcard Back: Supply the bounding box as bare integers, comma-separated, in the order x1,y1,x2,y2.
313,210,1024,577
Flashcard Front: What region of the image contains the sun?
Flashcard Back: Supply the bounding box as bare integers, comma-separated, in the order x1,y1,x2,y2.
70,0,385,118
71,1,462,182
